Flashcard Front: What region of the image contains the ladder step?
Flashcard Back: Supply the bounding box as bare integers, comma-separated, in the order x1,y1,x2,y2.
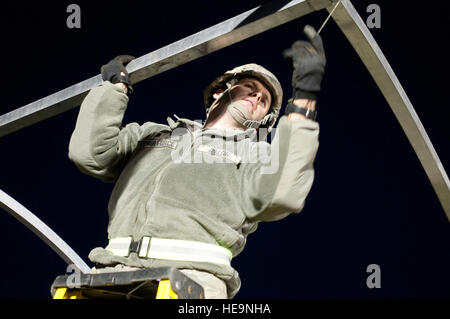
51,267,204,299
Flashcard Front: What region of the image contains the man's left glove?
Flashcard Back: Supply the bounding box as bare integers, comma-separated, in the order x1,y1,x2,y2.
101,55,135,93
283,25,326,100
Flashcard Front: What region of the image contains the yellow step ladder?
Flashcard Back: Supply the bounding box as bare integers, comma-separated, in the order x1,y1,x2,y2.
51,267,204,299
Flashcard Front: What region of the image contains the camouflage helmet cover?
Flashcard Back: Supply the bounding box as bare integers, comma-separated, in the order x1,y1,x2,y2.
203,63,283,132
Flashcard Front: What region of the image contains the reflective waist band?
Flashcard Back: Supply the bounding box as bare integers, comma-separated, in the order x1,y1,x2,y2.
105,236,232,266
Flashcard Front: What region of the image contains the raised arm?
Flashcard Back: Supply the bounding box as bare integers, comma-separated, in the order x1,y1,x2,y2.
243,25,325,222
68,55,148,182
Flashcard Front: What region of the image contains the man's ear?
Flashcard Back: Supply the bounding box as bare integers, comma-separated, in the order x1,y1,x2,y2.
213,89,224,100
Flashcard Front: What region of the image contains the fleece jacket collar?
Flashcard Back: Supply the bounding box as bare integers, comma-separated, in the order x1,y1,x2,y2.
167,114,258,141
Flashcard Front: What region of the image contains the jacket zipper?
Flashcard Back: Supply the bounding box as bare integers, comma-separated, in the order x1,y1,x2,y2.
138,160,172,234
139,127,201,234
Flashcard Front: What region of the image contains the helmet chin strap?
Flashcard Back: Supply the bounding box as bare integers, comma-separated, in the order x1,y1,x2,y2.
207,81,272,130
225,85,271,129
227,101,254,127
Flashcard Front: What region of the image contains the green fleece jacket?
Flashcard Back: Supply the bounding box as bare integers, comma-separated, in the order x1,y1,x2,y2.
68,81,319,298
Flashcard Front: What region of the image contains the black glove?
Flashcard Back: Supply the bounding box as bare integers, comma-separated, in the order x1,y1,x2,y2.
101,55,135,93
283,25,326,100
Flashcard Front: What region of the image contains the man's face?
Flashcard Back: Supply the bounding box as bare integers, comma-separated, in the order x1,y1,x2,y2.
213,77,272,122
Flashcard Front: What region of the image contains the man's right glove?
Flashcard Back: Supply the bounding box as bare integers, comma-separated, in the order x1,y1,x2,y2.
101,55,135,93
283,25,326,100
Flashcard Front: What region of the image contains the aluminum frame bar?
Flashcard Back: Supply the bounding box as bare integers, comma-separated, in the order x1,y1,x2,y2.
0,189,91,273
330,0,450,220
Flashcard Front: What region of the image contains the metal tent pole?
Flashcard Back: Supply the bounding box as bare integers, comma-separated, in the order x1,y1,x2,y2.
0,189,91,273
330,0,450,220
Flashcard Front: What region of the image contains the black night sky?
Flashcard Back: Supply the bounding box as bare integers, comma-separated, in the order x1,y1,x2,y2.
0,1,449,299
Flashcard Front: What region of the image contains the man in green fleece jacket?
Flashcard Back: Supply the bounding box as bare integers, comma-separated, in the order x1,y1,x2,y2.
68,25,325,299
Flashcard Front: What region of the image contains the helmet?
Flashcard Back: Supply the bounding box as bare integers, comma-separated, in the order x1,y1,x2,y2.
203,63,283,133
